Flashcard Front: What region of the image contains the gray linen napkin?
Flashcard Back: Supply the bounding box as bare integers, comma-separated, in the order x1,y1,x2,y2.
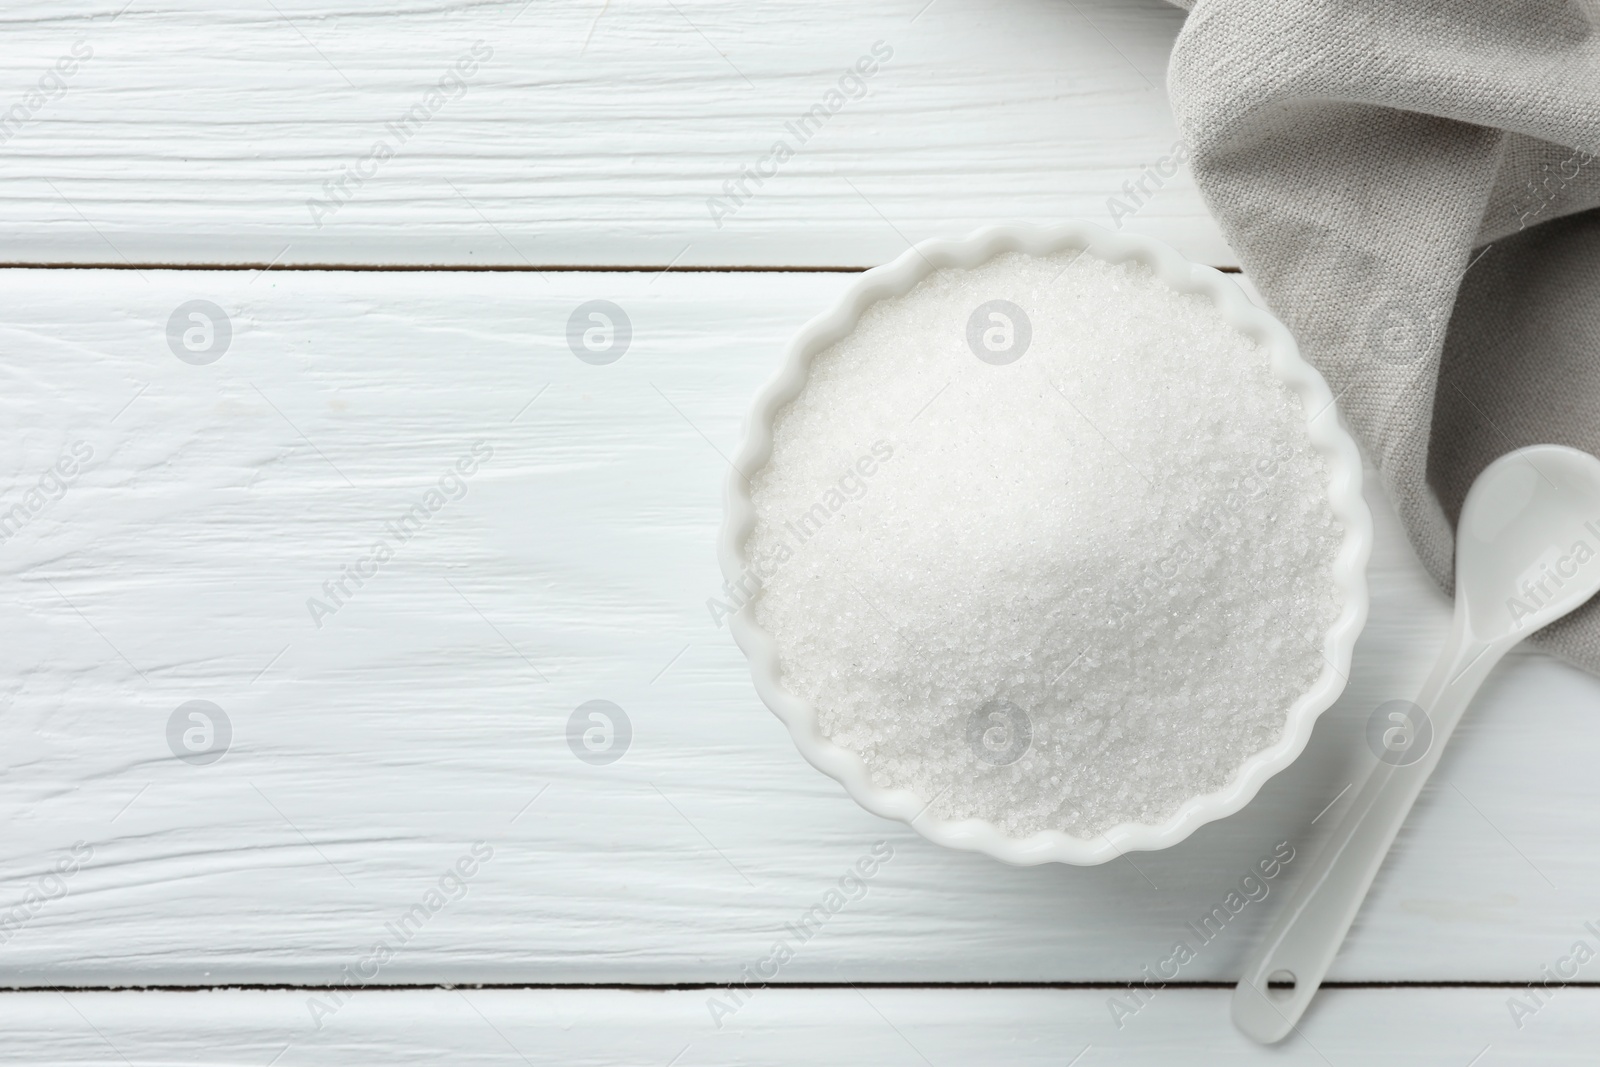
1160,0,1600,670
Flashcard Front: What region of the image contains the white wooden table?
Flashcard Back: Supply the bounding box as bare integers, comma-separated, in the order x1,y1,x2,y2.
3,1,1598,1062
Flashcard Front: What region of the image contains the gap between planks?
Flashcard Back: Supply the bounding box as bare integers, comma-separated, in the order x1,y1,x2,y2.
0,981,1583,993
0,262,1245,273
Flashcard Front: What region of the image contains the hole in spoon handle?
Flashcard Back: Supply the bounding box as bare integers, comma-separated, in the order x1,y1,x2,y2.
1234,960,1322,1043
1231,826,1377,1044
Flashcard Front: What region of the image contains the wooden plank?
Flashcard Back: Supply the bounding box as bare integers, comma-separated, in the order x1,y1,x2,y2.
0,0,1227,268
0,268,1596,985
3,987,1593,1064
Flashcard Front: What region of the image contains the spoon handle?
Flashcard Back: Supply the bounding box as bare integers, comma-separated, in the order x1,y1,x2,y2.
1231,612,1508,1043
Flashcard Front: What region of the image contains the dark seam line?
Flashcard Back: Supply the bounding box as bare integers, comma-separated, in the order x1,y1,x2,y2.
0,262,1244,274
0,979,1572,993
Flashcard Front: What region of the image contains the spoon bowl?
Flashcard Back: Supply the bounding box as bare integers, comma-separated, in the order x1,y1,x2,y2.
1457,447,1600,643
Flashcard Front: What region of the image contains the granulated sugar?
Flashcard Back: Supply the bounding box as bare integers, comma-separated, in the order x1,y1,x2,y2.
746,250,1343,838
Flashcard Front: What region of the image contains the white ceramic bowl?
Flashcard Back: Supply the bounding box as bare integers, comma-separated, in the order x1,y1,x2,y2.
719,221,1372,865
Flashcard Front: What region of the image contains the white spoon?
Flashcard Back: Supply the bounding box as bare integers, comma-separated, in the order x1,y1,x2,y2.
1234,444,1600,1043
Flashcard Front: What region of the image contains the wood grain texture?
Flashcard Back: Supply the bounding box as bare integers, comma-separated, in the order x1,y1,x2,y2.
1,986,1594,1065
0,268,1597,986
0,0,1229,268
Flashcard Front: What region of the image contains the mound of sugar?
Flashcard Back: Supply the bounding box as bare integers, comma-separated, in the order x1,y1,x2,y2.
746,250,1342,839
